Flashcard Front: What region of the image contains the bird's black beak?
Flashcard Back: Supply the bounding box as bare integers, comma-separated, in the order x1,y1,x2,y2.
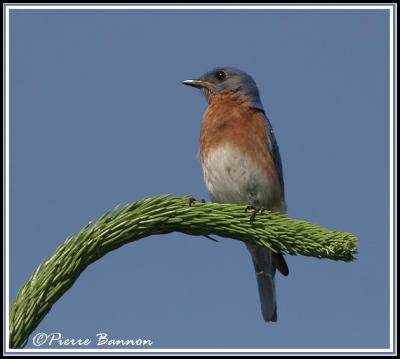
182,79,214,89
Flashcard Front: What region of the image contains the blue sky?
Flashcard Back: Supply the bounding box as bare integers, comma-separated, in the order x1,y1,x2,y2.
8,6,393,352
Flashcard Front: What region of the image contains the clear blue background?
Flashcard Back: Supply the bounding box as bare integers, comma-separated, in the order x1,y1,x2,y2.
9,8,391,350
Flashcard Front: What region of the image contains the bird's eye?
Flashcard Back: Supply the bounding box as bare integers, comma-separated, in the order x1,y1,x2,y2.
215,71,226,81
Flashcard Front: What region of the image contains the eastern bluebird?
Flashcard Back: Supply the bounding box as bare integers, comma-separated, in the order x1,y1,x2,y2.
183,67,289,322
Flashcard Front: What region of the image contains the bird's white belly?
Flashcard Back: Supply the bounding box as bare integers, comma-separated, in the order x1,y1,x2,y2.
202,146,281,210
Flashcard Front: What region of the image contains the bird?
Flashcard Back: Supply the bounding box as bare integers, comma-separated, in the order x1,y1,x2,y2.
182,67,289,322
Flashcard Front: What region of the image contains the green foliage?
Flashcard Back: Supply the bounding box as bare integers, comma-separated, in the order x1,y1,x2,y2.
9,194,357,348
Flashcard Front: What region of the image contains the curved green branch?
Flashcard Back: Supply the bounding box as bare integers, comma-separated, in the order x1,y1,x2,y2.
9,194,357,348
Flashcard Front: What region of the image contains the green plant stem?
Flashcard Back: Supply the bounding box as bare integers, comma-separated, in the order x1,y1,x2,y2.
9,194,358,348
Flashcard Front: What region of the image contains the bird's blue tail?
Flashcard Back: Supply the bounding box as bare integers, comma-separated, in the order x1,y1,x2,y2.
245,243,277,322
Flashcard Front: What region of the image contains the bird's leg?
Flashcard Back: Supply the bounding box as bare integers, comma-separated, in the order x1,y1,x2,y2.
188,197,196,207
245,205,267,222
188,197,206,207
188,197,215,242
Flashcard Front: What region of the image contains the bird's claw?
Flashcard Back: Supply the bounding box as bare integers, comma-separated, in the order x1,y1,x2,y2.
188,197,196,207
245,205,266,222
188,197,206,207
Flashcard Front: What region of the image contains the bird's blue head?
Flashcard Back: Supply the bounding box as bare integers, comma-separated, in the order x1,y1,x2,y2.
182,67,264,111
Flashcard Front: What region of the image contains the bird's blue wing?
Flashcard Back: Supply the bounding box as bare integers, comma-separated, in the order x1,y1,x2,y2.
260,111,285,198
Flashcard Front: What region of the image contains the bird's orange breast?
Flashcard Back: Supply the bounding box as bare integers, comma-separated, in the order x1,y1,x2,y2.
200,94,284,208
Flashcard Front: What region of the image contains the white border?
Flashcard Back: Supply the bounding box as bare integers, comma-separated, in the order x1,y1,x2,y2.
4,3,396,355
5,1,10,353
2,5,397,10
389,6,394,353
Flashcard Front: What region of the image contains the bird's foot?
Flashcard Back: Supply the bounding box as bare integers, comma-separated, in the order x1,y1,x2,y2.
188,196,206,207
245,205,266,222
188,197,215,242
